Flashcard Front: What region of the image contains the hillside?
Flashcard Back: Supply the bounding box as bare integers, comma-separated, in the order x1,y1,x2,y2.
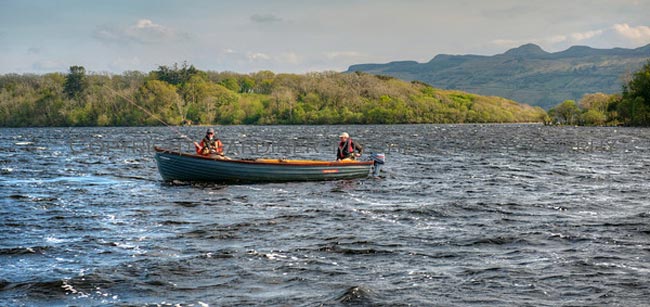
347,44,650,109
0,68,546,127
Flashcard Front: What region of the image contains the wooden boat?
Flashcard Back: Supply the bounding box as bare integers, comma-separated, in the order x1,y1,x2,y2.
154,147,374,183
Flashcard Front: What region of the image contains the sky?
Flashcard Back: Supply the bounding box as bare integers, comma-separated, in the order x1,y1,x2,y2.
1,0,650,74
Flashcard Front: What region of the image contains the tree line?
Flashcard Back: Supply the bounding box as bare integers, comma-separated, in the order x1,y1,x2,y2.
548,60,650,126
1,62,548,127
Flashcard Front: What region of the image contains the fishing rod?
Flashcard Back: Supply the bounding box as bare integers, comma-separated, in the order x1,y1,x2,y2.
103,85,194,142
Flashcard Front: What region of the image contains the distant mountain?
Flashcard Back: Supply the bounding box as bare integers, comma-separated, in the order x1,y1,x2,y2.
347,44,650,109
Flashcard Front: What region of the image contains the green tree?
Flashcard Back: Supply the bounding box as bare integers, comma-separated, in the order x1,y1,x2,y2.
578,93,611,125
34,74,66,125
620,60,650,125
579,93,610,113
219,78,240,92
582,109,607,126
63,66,88,100
270,86,296,123
154,62,204,86
252,71,275,94
623,60,650,105
239,76,255,93
550,100,580,125
184,79,238,124
618,96,648,126
136,80,184,125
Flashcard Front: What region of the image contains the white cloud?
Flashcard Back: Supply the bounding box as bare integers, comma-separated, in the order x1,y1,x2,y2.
612,23,650,44
109,56,142,72
32,59,65,71
490,39,522,47
538,29,607,46
94,19,187,44
277,52,302,65
93,25,123,42
247,52,271,61
490,23,650,52
132,19,175,42
28,47,43,54
570,30,603,41
250,13,283,24
246,52,302,65
324,51,365,60
6,2,650,74
546,35,568,44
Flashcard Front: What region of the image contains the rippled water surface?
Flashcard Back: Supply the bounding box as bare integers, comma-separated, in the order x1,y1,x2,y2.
1,124,650,306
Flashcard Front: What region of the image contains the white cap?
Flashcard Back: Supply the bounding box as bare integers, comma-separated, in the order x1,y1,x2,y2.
339,132,349,138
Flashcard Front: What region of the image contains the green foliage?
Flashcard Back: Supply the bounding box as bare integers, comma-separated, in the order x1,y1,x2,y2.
0,65,550,127
582,109,607,126
153,62,204,86
549,100,580,125
63,66,88,100
549,60,650,126
219,78,240,92
624,60,650,105
620,60,650,125
136,80,183,125
616,96,649,126
239,76,255,93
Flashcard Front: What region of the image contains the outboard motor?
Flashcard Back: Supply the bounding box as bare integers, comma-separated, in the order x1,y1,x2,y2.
369,153,385,177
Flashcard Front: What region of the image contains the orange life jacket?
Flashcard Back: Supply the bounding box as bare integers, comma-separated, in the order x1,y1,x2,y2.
196,137,223,155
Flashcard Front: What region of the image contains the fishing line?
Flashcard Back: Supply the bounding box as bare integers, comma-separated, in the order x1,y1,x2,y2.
103,85,193,142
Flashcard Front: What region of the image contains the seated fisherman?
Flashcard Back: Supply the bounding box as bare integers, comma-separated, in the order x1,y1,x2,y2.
336,132,363,161
194,128,224,157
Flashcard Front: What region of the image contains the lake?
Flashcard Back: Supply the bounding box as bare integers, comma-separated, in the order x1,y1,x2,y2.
1,124,649,306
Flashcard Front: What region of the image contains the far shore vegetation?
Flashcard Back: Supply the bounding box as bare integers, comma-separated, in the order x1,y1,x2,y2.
0,60,648,127
1,63,546,127
547,60,650,127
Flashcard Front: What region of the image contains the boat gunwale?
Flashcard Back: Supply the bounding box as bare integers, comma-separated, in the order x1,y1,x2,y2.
154,146,374,167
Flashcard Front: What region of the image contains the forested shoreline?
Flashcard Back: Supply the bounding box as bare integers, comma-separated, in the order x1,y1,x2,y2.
0,63,547,127
2,59,649,128
547,60,650,126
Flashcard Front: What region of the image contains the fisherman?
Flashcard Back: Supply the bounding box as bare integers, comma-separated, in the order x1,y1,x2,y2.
194,128,225,157
336,132,363,161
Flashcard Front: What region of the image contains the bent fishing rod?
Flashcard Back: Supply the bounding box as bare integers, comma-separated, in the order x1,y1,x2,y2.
102,85,194,142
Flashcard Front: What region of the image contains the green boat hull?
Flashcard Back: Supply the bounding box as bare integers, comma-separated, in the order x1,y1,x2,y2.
154,147,373,183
